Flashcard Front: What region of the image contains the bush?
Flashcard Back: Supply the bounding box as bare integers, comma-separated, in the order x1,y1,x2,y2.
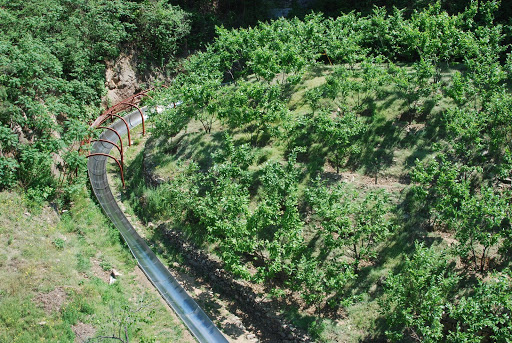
381,242,459,342
137,0,191,61
448,270,512,343
0,156,18,190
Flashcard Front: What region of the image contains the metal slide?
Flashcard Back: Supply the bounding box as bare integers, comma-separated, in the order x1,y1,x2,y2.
88,108,228,343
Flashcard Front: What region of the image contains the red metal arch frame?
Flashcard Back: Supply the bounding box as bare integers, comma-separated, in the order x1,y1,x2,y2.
119,101,145,135
105,113,132,146
87,153,125,188
85,86,161,188
105,88,152,114
97,126,124,159
90,139,123,167
90,88,153,130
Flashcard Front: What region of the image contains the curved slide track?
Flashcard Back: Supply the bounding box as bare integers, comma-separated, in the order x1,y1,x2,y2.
88,107,229,343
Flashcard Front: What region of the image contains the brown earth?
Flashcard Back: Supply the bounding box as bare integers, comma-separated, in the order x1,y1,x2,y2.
72,322,96,343
103,50,173,109
34,287,67,314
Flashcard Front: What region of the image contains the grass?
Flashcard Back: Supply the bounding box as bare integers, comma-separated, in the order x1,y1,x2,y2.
0,189,193,343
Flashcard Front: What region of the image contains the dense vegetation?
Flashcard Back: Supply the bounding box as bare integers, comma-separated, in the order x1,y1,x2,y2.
0,0,280,205
131,2,512,341
0,0,191,204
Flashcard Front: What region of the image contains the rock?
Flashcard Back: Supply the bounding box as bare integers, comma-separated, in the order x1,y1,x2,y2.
103,52,140,108
107,79,116,90
109,269,122,284
111,269,122,278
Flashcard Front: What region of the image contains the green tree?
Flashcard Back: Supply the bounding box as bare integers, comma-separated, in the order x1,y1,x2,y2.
389,58,435,120
381,242,459,342
137,0,191,61
248,150,304,282
313,110,365,173
306,179,392,271
218,81,288,141
449,270,512,343
412,156,511,271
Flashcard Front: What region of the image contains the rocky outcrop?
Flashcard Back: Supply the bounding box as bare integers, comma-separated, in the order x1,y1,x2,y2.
103,53,142,108
102,51,173,109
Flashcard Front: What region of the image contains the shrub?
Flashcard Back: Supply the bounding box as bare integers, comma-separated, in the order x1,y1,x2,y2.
381,242,459,342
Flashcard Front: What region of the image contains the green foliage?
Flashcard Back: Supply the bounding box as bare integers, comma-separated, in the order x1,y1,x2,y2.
0,0,191,199
76,252,91,272
151,106,191,141
306,179,393,269
194,147,253,277
388,59,436,116
292,254,355,307
53,237,65,250
0,296,69,342
448,270,512,343
248,150,304,281
404,2,470,70
410,155,475,222
313,110,366,173
381,242,459,342
145,6,512,338
0,156,18,189
136,1,191,61
217,81,288,137
464,25,507,107
453,186,510,271
412,156,511,271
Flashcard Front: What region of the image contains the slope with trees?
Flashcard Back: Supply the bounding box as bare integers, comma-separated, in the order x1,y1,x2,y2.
133,2,512,341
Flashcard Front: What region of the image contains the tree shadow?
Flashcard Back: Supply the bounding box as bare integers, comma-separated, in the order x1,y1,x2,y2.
285,116,328,182
346,115,403,178
148,129,227,174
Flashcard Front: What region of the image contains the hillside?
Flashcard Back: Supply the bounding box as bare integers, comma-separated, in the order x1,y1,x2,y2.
125,4,512,342
1,0,512,342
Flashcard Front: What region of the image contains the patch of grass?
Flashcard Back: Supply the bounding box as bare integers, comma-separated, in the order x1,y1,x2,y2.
99,260,113,271
0,190,193,342
53,237,65,250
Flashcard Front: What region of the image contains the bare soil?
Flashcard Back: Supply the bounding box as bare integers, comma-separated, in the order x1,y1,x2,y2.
34,287,67,314
72,322,96,343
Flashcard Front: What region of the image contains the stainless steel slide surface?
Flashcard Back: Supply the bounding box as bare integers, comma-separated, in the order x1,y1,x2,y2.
88,108,228,343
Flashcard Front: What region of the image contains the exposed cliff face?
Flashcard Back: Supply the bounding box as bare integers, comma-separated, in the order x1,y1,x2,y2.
103,51,173,109
103,53,141,108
